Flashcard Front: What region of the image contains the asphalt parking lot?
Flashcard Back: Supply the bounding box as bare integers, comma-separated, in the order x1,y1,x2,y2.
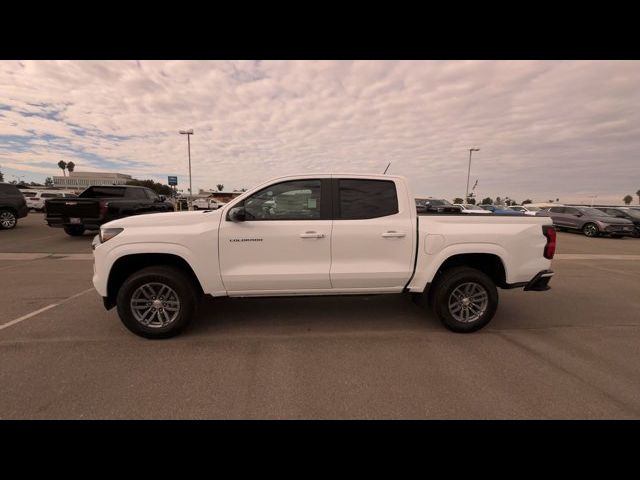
1,213,640,419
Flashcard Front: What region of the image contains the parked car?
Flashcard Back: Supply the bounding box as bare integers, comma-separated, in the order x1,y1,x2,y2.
192,197,222,210
415,198,461,214
454,204,492,214
92,173,556,338
45,185,174,236
594,207,640,237
0,183,29,229
26,191,77,212
478,205,525,216
547,206,635,237
507,205,548,216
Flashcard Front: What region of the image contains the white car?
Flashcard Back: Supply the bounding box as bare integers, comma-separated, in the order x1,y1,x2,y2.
507,205,544,216
92,173,556,338
454,203,492,214
25,191,77,211
191,197,222,210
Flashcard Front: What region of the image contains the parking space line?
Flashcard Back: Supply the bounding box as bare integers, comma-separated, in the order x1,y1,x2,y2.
0,287,94,332
555,254,640,260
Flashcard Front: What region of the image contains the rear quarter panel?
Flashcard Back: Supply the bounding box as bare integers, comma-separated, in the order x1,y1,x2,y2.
408,215,552,291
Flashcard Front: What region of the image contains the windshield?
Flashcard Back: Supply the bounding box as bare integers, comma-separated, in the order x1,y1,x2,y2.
463,204,484,210
525,206,541,211
577,207,610,216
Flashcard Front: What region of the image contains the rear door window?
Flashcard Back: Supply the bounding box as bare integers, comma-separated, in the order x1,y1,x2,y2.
336,179,398,220
0,184,20,195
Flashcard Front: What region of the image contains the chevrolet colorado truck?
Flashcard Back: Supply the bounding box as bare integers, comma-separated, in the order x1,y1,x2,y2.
46,185,174,236
92,174,556,338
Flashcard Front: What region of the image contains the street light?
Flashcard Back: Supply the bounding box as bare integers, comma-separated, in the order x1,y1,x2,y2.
465,148,480,203
179,129,194,210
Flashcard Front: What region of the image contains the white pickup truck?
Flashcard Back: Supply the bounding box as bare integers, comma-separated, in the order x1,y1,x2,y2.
92,174,556,338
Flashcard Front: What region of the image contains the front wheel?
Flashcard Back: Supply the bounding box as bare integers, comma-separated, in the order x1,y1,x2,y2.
430,267,498,333
0,209,17,229
116,265,199,339
582,223,599,237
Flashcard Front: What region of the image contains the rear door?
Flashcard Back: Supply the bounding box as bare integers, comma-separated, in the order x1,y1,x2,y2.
330,177,414,290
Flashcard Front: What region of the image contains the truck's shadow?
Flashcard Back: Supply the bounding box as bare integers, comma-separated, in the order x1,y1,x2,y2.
189,294,443,335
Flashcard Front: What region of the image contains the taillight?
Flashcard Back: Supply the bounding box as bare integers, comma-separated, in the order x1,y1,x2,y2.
99,200,109,217
542,225,556,259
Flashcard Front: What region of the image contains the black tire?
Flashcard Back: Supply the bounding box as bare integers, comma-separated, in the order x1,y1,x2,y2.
116,265,199,339
64,225,85,236
430,266,498,333
582,223,599,237
0,209,18,229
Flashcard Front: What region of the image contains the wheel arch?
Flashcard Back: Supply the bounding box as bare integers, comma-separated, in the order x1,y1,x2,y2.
106,253,204,308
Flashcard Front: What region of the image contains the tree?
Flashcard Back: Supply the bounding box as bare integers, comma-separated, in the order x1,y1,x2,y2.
66,161,75,173
467,197,476,205
126,179,173,196
453,197,464,204
522,199,532,204
637,190,640,205
44,177,54,187
624,194,633,205
548,200,554,203
217,184,224,192
481,197,493,205
0,167,3,182
495,196,502,205
57,160,67,177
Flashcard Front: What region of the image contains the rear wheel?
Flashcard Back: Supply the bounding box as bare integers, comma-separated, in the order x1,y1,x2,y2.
64,225,85,236
582,223,599,237
0,209,17,229
430,266,498,333
116,265,199,339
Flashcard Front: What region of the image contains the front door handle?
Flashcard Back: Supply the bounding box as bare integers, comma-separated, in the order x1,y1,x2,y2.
300,231,325,238
382,231,406,238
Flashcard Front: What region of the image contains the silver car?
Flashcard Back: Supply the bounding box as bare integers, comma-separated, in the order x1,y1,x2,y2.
547,206,635,238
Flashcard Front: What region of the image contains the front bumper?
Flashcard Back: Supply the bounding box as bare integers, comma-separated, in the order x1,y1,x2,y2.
524,269,554,291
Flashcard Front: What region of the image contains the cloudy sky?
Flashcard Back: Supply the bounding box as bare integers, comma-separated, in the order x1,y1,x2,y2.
1,60,639,204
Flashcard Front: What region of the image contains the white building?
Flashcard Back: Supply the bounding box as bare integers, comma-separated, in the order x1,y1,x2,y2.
53,171,132,188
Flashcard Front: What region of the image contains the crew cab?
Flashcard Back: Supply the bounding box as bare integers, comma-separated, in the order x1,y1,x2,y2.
92,174,556,339
45,185,174,236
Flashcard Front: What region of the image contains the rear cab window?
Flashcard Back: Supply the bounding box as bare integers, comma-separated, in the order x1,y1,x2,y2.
79,187,127,198
335,179,398,220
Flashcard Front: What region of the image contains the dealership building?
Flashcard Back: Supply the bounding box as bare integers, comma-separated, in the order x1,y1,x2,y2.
53,171,132,188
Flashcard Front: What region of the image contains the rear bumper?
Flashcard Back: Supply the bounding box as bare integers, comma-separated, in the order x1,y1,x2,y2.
523,269,554,291
17,204,29,218
46,216,103,230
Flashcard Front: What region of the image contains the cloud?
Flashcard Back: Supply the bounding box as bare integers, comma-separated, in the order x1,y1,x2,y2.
1,60,639,204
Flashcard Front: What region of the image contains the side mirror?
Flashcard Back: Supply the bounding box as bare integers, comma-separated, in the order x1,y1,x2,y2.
228,206,246,222
575,212,583,217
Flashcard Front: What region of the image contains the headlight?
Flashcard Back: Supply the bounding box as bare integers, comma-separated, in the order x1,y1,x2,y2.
100,227,124,243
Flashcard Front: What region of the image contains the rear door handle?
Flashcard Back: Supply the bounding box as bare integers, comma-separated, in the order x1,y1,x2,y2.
300,231,325,238
382,231,406,238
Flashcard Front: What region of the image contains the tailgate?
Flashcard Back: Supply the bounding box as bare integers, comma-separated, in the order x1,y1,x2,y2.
45,198,100,218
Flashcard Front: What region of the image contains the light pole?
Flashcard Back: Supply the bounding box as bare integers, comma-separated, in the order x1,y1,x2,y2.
179,129,194,210
465,148,480,203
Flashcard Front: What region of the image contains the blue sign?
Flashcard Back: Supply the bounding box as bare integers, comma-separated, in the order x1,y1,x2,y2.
168,176,178,186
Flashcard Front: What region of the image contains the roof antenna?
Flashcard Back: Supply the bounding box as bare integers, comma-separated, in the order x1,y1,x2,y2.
383,161,391,174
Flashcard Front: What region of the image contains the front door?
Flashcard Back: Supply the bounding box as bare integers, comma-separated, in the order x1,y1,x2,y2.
219,177,332,293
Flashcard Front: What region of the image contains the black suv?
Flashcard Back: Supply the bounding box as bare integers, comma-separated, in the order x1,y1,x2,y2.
0,183,29,229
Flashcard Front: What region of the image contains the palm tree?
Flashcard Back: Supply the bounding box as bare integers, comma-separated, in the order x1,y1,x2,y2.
66,161,75,173
217,184,224,192
57,160,67,177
